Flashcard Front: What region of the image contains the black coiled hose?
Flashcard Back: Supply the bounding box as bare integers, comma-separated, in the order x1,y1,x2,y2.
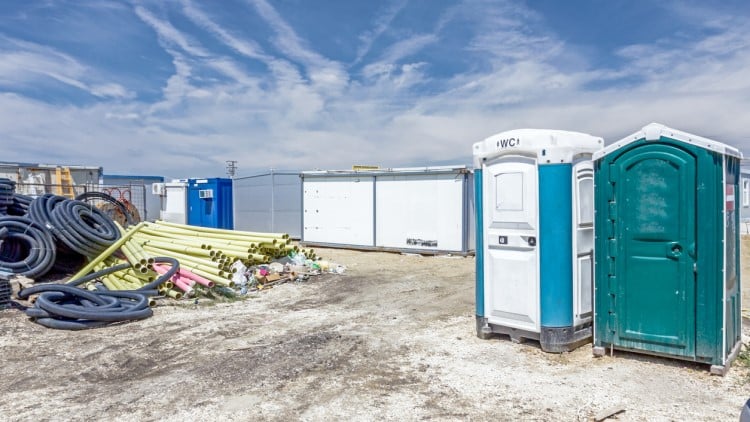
8,193,32,216
28,194,121,258
16,260,175,330
0,178,15,215
17,284,153,330
0,216,56,278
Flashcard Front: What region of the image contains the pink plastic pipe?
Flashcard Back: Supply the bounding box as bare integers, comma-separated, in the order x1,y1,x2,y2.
152,263,170,274
172,277,193,294
172,273,196,287
177,268,215,288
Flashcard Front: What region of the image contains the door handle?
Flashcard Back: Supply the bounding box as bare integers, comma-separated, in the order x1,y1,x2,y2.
666,242,682,259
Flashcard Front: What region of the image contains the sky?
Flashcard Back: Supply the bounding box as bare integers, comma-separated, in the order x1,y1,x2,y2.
1,0,749,179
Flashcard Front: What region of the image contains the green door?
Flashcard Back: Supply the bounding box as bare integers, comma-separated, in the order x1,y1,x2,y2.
609,144,696,358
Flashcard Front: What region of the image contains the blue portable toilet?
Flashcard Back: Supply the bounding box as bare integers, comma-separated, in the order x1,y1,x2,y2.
473,129,603,352
187,178,233,229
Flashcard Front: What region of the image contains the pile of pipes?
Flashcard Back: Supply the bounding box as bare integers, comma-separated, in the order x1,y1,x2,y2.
0,180,122,279
1,192,320,329
70,221,308,299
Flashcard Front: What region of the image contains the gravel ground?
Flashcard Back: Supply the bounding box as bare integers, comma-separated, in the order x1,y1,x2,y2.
0,242,748,421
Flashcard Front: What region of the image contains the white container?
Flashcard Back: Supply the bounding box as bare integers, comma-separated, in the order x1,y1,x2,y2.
301,166,474,254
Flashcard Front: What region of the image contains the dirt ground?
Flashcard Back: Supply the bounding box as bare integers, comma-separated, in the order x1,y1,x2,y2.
0,240,748,422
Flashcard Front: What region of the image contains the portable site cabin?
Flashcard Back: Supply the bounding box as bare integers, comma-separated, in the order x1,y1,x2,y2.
473,129,604,352
301,166,474,255
592,123,743,375
233,171,302,238
187,178,233,229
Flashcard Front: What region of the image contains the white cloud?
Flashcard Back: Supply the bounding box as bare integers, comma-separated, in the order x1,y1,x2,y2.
246,0,349,92
362,34,437,80
180,0,308,90
353,0,409,64
0,37,133,99
91,83,136,99
134,5,211,58
180,0,268,61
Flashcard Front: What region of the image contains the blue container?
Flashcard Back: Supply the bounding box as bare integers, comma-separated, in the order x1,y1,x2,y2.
473,129,603,352
187,178,233,229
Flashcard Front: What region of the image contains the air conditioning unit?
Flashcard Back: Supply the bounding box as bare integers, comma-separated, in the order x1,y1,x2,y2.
152,183,166,196
198,189,214,199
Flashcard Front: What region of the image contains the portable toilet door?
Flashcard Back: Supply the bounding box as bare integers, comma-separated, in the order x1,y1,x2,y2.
592,123,743,374
474,129,603,352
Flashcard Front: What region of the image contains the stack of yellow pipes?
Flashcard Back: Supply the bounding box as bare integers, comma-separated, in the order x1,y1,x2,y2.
72,220,314,300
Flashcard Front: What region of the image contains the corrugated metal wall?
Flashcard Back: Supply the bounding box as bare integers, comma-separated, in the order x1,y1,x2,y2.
232,171,301,238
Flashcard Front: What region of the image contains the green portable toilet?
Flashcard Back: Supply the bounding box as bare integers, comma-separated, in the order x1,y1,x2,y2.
592,123,743,374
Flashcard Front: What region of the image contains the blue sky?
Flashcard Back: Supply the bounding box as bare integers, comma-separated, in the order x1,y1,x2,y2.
1,0,749,179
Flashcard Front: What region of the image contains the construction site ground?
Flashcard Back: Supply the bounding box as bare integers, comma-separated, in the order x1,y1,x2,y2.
0,240,749,421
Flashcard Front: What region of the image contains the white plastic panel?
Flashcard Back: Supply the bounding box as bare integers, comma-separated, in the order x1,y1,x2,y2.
572,162,594,325
483,157,540,333
495,172,524,210
486,247,539,330
490,162,536,229
303,176,374,245
162,183,187,224
577,255,593,318
375,174,464,251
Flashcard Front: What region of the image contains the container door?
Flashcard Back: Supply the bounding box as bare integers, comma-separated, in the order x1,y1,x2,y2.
572,162,594,327
609,144,696,357
483,157,539,333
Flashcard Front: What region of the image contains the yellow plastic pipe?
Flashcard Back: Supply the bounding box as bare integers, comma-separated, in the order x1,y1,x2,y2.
69,222,146,281
141,244,220,268
153,220,289,239
142,246,226,278
134,229,212,248
148,224,281,244
138,239,215,258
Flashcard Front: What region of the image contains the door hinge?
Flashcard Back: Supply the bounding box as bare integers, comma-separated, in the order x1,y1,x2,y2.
606,220,614,239
608,238,617,257
608,311,616,332
608,201,617,220
608,257,616,276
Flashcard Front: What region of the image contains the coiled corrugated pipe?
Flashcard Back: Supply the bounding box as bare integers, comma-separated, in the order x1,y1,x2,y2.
16,260,172,330
18,284,153,330
0,178,15,215
8,193,32,216
0,216,56,278
28,194,120,258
